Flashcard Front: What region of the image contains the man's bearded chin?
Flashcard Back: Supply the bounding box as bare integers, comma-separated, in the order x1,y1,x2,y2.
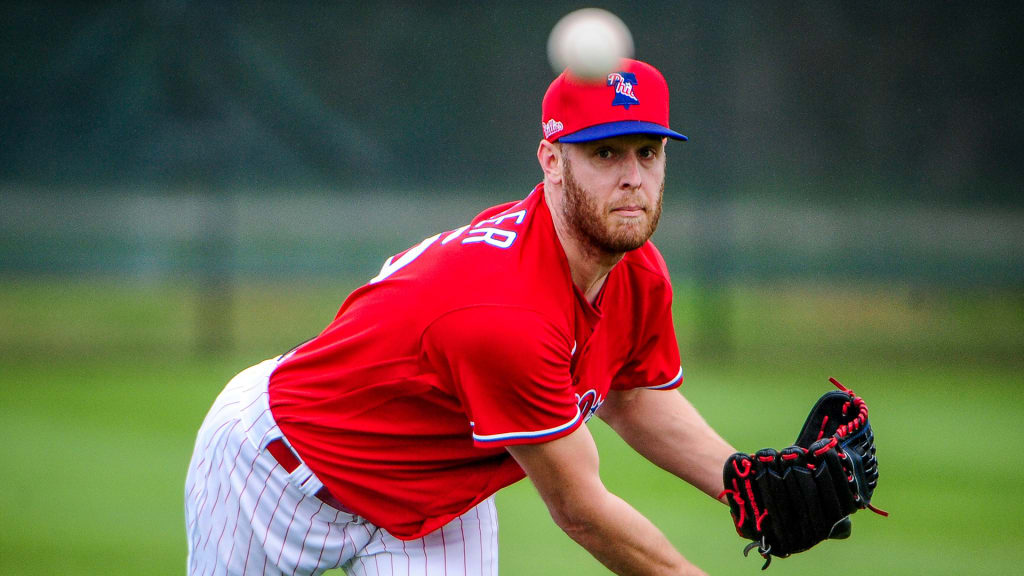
561,158,663,254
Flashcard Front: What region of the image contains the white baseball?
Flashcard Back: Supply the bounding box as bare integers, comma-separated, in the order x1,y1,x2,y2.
547,8,635,80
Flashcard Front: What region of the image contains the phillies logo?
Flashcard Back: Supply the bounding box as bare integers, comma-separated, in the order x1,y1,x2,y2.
542,118,564,138
575,389,605,423
607,72,639,109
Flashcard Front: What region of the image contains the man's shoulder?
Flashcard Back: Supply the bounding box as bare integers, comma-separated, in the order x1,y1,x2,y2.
387,184,570,326
620,240,672,285
467,184,545,226
432,185,566,297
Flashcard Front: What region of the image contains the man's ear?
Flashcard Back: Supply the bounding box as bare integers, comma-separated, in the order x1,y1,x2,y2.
537,140,563,185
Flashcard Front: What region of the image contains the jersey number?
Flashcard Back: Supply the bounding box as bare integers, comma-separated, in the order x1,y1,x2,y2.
369,209,527,284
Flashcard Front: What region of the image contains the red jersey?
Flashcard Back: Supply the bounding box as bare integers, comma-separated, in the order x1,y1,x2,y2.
268,185,683,539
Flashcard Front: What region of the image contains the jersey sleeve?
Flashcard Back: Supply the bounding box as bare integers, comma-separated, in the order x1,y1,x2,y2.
611,271,683,391
422,306,583,448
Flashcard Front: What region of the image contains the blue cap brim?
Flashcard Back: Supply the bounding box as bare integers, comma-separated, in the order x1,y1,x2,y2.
558,120,688,143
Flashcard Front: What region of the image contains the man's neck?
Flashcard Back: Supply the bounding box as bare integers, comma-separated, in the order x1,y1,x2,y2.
544,188,624,304
569,249,621,304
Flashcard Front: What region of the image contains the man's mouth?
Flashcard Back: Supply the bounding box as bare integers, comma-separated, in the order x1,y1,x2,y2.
612,205,645,217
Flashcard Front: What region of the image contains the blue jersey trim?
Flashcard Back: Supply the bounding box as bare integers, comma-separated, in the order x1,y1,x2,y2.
472,406,583,444
644,366,683,390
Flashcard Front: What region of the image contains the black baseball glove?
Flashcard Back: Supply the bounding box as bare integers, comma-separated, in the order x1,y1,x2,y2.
721,378,886,569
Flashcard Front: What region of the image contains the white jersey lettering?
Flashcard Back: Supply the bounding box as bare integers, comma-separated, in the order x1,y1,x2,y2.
370,233,441,284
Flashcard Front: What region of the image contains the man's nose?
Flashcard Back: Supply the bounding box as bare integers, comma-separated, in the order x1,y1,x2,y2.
620,154,642,190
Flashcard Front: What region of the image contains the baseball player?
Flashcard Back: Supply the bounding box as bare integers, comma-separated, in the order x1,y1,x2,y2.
186,58,878,576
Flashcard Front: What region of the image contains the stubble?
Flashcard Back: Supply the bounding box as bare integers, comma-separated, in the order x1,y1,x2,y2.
561,156,664,255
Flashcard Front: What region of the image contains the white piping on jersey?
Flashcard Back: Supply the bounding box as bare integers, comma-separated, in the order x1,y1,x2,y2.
644,366,683,390
472,405,583,443
570,340,577,356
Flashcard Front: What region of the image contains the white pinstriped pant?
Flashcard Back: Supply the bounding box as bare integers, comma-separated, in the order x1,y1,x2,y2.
185,359,500,575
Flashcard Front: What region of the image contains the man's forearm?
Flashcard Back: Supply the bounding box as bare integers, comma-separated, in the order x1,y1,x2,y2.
600,389,735,499
507,424,708,575
553,487,706,576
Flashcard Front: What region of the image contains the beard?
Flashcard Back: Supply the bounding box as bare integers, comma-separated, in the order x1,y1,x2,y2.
561,157,663,254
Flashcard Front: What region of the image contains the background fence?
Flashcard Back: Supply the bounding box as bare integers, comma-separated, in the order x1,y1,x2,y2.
3,189,1022,284
4,1,1021,288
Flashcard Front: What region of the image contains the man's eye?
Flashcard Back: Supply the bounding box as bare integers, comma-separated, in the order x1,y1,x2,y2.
639,148,656,159
596,149,613,159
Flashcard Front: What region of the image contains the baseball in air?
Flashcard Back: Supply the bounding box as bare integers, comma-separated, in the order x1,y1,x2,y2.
547,8,635,80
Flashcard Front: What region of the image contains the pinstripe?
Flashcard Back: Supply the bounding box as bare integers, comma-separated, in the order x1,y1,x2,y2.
239,391,265,419
379,530,394,576
360,522,376,569
185,459,209,532
337,524,351,569
475,505,484,576
186,464,203,574
241,404,267,439
242,462,275,575
391,537,397,575
192,476,210,525
241,526,255,575
206,399,241,429
206,422,240,531
313,509,342,571
224,448,263,571
205,428,246,576
291,500,324,575
198,423,238,557
259,479,284,576
222,433,250,504
188,490,202,574
205,512,230,576
209,428,246,523
274,492,304,567
196,420,236,521
261,477,289,549
489,499,499,576
198,399,238,443
440,524,448,575
421,536,428,575
458,516,467,575
202,417,235,453
186,462,204,500
253,410,280,450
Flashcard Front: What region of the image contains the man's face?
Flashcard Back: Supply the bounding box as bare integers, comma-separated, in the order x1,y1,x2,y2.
560,134,666,255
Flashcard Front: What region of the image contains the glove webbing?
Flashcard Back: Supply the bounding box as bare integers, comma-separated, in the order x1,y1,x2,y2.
827,378,888,518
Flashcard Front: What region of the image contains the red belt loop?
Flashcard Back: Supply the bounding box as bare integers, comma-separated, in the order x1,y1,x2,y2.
266,439,302,473
266,439,353,514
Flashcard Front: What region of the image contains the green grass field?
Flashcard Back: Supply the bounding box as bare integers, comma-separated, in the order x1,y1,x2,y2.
1,277,1022,575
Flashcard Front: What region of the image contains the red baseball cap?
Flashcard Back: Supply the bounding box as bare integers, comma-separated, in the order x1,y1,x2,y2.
541,58,687,143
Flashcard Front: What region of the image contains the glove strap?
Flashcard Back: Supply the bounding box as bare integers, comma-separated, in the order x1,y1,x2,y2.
867,503,890,517
743,537,773,570
828,376,850,392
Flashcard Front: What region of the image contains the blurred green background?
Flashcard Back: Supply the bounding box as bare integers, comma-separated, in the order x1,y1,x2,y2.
1,2,1022,575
